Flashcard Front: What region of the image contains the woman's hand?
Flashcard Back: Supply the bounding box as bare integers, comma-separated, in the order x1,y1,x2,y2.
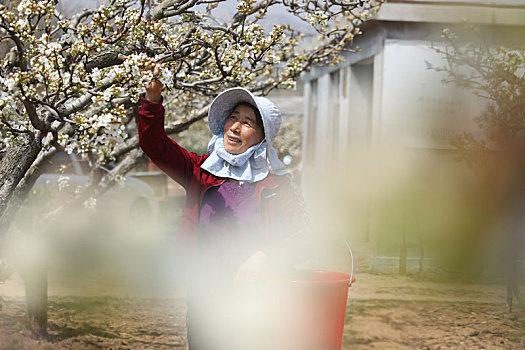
145,64,163,103
235,251,267,285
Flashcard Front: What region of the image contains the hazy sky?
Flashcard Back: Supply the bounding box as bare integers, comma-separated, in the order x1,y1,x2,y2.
419,0,524,3
391,0,524,4
57,0,101,16
58,0,525,13
56,0,314,34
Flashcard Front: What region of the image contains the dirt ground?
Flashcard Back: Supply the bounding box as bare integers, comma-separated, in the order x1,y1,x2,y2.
1,267,524,350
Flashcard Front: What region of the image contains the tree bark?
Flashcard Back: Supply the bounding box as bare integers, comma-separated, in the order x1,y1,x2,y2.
0,136,49,336
22,263,48,337
0,136,42,238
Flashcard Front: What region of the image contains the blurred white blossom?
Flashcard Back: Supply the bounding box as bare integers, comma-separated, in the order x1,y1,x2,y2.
83,197,97,211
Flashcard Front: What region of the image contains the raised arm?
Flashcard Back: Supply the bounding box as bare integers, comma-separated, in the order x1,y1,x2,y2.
137,78,203,189
145,74,163,103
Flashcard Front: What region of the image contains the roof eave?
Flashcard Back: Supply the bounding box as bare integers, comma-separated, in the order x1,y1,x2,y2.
375,2,525,26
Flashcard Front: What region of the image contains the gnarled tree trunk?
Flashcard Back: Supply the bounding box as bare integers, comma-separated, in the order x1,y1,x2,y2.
0,136,48,336
22,262,48,336
0,135,42,237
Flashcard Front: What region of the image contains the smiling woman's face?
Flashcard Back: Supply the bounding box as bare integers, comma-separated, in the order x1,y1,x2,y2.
223,103,264,154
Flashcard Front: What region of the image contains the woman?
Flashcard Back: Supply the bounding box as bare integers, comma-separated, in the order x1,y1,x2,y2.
138,78,310,349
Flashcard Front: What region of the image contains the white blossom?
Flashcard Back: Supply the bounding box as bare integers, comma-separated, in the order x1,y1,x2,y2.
159,67,174,88
0,0,382,222
3,77,16,91
58,176,70,191
84,197,97,211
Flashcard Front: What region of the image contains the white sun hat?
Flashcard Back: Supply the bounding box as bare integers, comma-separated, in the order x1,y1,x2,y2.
207,87,282,152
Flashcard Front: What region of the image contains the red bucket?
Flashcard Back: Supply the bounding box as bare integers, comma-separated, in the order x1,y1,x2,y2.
263,269,355,350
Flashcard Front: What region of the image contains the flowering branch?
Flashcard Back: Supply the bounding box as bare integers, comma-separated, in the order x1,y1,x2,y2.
0,0,383,235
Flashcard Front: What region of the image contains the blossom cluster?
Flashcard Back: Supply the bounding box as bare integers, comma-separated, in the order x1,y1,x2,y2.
0,0,382,167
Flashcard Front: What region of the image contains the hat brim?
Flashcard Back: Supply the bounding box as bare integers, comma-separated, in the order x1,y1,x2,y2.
208,88,260,136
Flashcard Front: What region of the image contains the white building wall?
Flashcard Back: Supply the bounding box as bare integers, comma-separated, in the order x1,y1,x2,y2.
315,74,331,166
338,67,351,162
328,70,340,165
347,63,374,153
300,1,525,269
302,81,313,165
371,51,384,149
379,39,482,149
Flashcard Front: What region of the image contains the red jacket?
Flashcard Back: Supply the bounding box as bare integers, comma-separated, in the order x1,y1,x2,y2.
137,97,309,266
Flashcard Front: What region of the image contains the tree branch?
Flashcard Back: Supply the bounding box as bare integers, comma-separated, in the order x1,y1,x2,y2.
151,0,200,20
57,77,114,117
21,100,47,132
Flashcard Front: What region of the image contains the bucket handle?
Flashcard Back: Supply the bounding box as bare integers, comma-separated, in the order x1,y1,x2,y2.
343,238,355,287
